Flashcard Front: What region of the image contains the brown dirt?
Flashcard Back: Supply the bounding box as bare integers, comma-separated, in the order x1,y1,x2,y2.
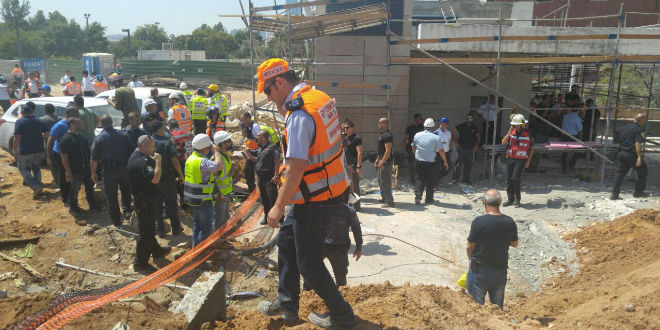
211,209,660,330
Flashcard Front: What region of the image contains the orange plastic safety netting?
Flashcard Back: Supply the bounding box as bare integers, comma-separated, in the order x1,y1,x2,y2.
16,190,261,330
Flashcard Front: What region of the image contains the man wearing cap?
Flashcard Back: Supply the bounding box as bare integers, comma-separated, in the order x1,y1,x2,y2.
127,135,170,273
184,134,223,247
91,115,133,227
207,84,229,123
141,98,161,125
255,58,354,329
179,82,193,104
151,121,185,237
412,118,447,205
212,131,234,229
168,92,193,133
501,114,534,206
434,117,453,185
190,89,209,135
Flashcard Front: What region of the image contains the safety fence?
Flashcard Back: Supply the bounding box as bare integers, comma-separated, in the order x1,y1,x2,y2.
16,190,261,330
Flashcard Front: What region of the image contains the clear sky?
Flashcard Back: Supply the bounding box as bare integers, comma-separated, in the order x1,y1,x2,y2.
27,0,279,36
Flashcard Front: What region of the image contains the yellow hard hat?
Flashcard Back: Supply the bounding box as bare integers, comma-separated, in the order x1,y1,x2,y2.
208,84,219,92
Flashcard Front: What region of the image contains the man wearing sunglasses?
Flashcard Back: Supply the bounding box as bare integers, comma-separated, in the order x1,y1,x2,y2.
255,58,355,330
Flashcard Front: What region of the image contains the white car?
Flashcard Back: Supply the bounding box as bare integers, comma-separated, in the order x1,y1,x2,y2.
95,87,188,114
0,97,124,154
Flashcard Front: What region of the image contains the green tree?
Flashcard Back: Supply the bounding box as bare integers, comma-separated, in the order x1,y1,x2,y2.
40,18,83,57
133,23,168,50
82,21,108,53
27,8,45,30
1,0,30,58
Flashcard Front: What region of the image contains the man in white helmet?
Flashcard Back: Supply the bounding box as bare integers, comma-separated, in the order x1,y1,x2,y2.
501,114,534,206
212,131,233,229
179,82,193,105
411,118,447,205
184,134,222,247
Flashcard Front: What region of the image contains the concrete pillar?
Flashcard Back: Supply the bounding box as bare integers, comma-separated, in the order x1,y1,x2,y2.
173,271,226,330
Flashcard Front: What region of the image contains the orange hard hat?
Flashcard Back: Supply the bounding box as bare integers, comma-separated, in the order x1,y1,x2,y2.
255,58,289,94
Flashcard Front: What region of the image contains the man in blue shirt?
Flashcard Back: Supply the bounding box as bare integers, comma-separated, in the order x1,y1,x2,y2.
91,115,134,227
47,106,79,206
560,108,583,173
122,112,148,149
12,101,49,197
411,118,447,205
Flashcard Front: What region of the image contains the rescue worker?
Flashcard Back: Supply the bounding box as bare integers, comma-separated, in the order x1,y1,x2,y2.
255,58,354,329
65,76,82,96
40,84,52,97
93,75,108,95
185,134,222,247
206,106,225,139
127,135,170,274
180,82,193,104
212,131,233,229
190,88,208,135
244,129,281,225
108,73,123,89
23,71,40,98
12,64,24,85
411,118,446,205
240,112,260,192
168,119,193,208
167,92,193,133
434,117,453,185
501,114,534,206
610,113,648,200
207,84,229,123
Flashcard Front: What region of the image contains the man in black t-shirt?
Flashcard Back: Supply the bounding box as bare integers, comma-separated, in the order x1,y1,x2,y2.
376,118,394,207
60,117,99,224
342,119,363,210
127,135,170,273
451,114,481,184
466,189,518,308
403,114,424,184
611,114,648,200
151,121,184,238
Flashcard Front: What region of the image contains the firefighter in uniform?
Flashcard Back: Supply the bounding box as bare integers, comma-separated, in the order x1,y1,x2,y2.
501,114,534,206
168,119,193,208
93,75,108,95
206,106,226,139
190,88,208,135
65,76,82,96
207,83,229,122
241,112,260,192
255,58,355,329
168,92,193,133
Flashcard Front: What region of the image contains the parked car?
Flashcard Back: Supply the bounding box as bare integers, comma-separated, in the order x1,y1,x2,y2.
95,87,187,114
0,97,123,154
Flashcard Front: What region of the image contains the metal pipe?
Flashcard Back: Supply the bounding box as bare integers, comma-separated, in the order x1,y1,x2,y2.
612,63,624,135
389,31,614,166
385,0,392,125
643,64,655,150
489,8,502,183
249,0,257,117
600,3,624,184
563,0,571,27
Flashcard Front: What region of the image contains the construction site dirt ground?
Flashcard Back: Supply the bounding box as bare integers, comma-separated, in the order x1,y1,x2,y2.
1,89,659,329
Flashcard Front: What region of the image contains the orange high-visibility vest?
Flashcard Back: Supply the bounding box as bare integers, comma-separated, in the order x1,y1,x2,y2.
93,81,108,95
281,85,348,205
65,82,82,96
206,119,226,138
244,122,259,150
171,103,193,132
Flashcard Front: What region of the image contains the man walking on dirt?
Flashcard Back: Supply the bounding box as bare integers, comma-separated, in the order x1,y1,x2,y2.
256,58,355,329
610,114,648,200
466,189,518,309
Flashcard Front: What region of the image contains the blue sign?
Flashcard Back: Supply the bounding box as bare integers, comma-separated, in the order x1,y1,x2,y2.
20,58,47,82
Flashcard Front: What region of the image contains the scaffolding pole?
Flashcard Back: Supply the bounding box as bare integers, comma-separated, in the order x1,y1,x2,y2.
644,64,655,150
489,8,503,183
612,63,624,135
249,0,257,117
600,3,624,185
385,0,392,124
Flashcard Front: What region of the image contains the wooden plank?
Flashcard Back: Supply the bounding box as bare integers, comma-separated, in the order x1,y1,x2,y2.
394,34,660,44
253,0,363,12
620,34,660,39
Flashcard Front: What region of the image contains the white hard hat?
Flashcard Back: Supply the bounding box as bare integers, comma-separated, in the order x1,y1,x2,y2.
192,134,213,149
143,99,157,108
424,118,435,128
510,114,528,125
213,131,231,145
169,92,181,100
179,82,188,89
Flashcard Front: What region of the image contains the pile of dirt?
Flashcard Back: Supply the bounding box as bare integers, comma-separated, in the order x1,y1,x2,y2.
210,209,659,330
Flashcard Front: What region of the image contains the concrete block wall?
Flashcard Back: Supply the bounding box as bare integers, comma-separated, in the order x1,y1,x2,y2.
314,35,410,152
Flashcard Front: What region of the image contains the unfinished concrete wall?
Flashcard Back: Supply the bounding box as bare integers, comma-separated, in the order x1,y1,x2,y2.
417,25,660,56
408,64,533,136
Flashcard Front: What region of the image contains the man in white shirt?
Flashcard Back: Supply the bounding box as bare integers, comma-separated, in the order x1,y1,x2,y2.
81,70,94,97
478,94,499,144
127,75,145,88
60,69,71,86
434,117,453,185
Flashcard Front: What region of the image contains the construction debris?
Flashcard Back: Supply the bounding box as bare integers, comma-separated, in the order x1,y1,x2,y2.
0,252,44,279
